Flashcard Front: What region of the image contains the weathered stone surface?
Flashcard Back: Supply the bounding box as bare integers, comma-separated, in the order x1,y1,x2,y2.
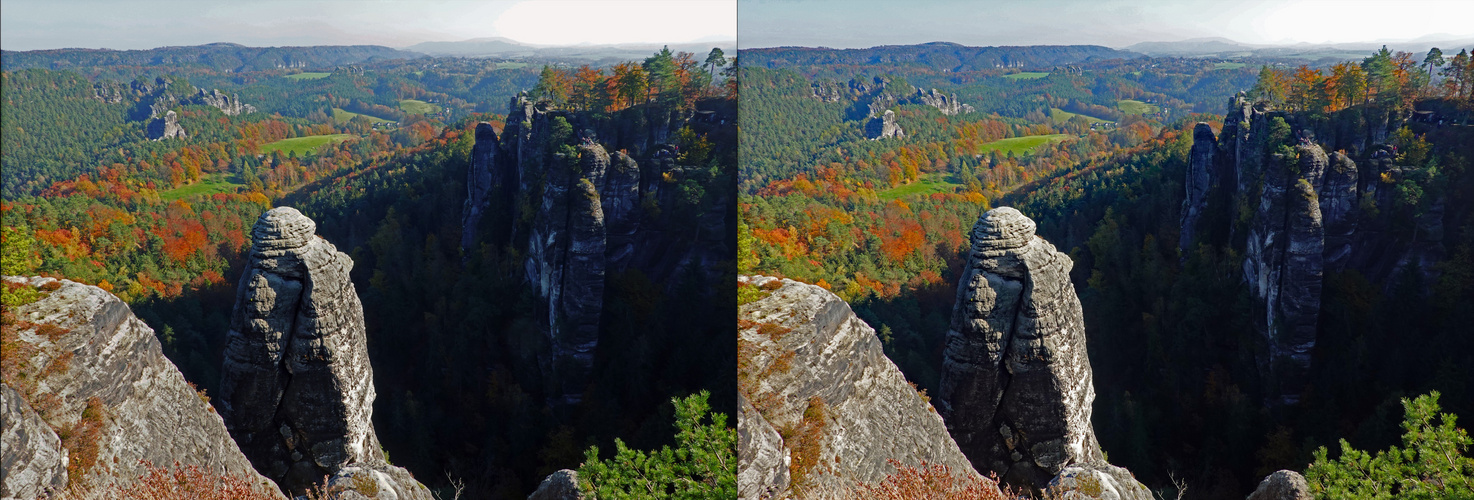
913,87,973,115
1245,470,1312,500
462,122,500,252
1320,152,1358,270
527,469,589,500
1,276,281,498
1243,146,1325,404
193,87,256,116
1048,462,1152,500
738,394,789,500
1181,122,1217,252
1,383,67,499
148,109,187,140
938,207,1104,491
602,151,642,268
220,207,426,496
739,275,978,497
866,109,905,140
325,464,435,500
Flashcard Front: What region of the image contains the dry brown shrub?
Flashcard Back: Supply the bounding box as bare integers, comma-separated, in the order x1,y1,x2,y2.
110,460,281,500
853,460,1013,500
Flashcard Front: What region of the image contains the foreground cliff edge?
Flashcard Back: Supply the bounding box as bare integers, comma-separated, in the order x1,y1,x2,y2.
737,207,1152,499
1,275,283,499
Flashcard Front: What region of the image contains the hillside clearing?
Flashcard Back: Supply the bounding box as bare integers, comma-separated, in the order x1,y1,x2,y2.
261,134,355,156
285,72,331,80
1049,108,1112,124
332,108,393,124
160,174,246,200
977,134,1071,156
879,173,964,200
1116,99,1160,115
1003,72,1049,80
398,99,440,115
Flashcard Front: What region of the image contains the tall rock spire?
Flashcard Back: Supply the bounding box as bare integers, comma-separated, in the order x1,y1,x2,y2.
939,207,1149,498
220,207,430,498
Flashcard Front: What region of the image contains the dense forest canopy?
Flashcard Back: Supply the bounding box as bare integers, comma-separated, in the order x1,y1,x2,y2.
3,43,737,499
740,43,1474,498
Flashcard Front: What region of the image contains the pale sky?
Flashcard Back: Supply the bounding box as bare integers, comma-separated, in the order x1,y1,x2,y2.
739,0,1474,49
0,0,736,51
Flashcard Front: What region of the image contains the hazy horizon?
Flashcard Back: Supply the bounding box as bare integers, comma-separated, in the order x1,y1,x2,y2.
739,0,1474,50
0,0,736,52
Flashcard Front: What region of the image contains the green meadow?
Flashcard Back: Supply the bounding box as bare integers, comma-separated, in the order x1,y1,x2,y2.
1116,99,1160,115
879,173,965,200
261,134,355,156
978,134,1071,156
160,174,246,200
332,108,393,124
398,99,440,115
1003,72,1050,80
1049,108,1112,124
1213,62,1246,70
285,72,331,80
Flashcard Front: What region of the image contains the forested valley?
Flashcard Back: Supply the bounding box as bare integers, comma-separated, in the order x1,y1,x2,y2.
739,44,1474,498
3,43,737,498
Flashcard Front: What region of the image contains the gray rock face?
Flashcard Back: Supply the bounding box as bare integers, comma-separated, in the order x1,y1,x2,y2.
1048,462,1152,500
738,275,978,497
913,87,973,115
938,207,1105,491
1320,152,1359,270
0,276,280,498
1,383,67,499
193,88,256,116
866,109,905,140
602,151,642,268
1245,470,1311,500
1243,146,1326,404
148,109,187,140
527,469,589,500
738,394,789,500
462,122,501,251
219,207,428,498
1181,122,1218,252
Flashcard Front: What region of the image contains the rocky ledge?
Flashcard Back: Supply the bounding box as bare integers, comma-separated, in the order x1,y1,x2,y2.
738,275,979,498
1,276,281,498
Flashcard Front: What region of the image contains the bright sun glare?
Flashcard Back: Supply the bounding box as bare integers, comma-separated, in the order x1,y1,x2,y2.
493,0,734,45
1257,0,1474,44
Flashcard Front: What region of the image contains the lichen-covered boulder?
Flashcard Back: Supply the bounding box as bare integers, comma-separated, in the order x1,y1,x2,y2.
1245,470,1311,500
739,275,978,497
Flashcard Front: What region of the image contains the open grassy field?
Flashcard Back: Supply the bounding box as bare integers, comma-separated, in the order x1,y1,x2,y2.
160,174,246,201
1003,72,1050,80
978,134,1071,156
332,108,393,124
1213,62,1246,70
879,173,965,200
261,134,355,156
1049,108,1112,124
494,62,529,70
398,99,440,115
285,72,331,80
1116,99,1160,115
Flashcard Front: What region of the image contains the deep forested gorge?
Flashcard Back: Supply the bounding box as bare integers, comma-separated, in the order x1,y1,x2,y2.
3,41,736,499
740,42,1474,498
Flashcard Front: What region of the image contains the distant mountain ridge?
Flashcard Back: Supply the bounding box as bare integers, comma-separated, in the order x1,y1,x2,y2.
1125,36,1474,58
740,42,1141,71
404,37,735,62
0,43,421,72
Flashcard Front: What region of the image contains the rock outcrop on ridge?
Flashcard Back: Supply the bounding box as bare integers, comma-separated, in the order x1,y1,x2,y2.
0,276,281,498
219,207,430,498
938,207,1150,499
148,109,187,140
1180,122,1217,252
738,275,980,498
866,109,905,140
1245,470,1312,500
460,94,733,408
